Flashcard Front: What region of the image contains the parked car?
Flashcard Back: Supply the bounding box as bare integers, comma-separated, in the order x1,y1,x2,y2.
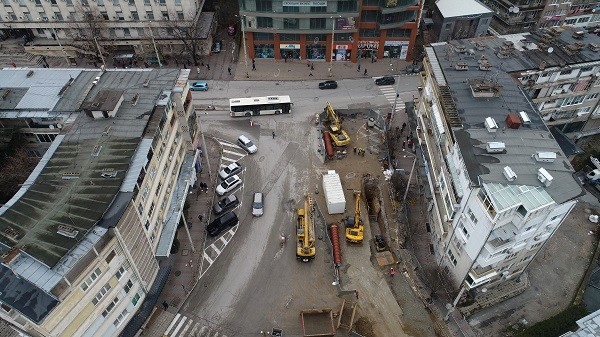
319,80,338,90
212,40,222,53
213,194,239,215
216,175,242,195
252,192,264,217
219,162,242,180
374,235,387,252
375,76,395,86
207,211,238,236
237,135,257,154
190,81,209,91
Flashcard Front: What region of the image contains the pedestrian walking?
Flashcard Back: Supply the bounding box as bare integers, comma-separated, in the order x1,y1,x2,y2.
201,61,204,66
402,141,406,150
227,67,232,75
406,135,410,141
252,58,255,65
353,147,357,154
272,131,276,139
309,70,313,76
310,63,314,70
402,122,407,130
364,68,367,76
206,64,210,70
390,267,396,277
357,64,361,72
252,63,256,71
198,214,203,222
162,301,169,310
355,290,360,299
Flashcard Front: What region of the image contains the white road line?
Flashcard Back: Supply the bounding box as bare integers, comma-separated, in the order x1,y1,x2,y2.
188,322,201,336
211,243,222,255
222,149,243,156
220,142,242,149
165,313,181,335
171,316,187,337
176,319,192,337
203,251,214,264
219,236,228,245
221,155,242,164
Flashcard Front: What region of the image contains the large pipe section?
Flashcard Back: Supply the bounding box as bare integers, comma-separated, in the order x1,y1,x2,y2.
330,223,342,267
323,131,334,159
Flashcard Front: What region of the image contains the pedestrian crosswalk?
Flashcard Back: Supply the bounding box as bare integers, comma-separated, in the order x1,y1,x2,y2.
165,313,229,337
378,84,405,113
216,139,247,168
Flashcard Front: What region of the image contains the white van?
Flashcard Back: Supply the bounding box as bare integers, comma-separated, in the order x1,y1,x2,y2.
238,135,258,154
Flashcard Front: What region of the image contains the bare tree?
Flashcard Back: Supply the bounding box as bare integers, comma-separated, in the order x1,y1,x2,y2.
70,3,112,59
163,10,212,66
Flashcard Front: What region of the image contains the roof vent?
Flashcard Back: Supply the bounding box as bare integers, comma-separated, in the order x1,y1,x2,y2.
518,111,531,125
505,113,521,129
57,225,79,238
485,117,498,133
3,227,19,240
537,167,553,187
503,166,517,181
454,61,469,71
26,70,34,78
455,44,467,53
534,151,556,162
589,43,600,52
573,31,585,39
475,41,486,50
486,142,505,153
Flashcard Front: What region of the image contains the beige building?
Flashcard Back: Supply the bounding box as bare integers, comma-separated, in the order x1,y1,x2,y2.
0,68,199,336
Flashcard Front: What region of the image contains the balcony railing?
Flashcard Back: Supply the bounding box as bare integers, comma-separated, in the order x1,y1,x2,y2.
378,11,416,29
379,0,419,14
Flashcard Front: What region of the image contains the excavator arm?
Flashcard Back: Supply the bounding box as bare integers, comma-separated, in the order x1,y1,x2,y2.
345,191,364,243
324,102,350,146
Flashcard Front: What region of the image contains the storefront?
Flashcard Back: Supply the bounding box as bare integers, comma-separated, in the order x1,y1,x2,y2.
383,41,409,59
333,44,352,61
358,41,379,60
306,44,326,60
254,44,275,59
280,44,301,60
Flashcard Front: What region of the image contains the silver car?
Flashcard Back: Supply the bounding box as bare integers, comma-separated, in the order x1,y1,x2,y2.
252,192,264,217
219,162,242,180
237,135,257,154
216,175,242,196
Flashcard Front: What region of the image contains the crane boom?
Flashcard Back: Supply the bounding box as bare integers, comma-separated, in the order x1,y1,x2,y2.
296,194,316,262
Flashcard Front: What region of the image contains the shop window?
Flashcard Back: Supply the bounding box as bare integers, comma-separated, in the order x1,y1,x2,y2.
254,44,275,58
256,17,273,28
283,18,299,29
306,44,326,60
359,29,379,37
310,18,326,29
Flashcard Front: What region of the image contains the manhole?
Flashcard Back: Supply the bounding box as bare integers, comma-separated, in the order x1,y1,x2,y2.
174,270,181,277
182,249,189,256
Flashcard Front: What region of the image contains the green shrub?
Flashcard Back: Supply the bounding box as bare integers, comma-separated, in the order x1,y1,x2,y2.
516,305,587,337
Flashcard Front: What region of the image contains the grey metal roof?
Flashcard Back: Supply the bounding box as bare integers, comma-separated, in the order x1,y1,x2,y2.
121,139,152,193
436,0,492,18
430,41,584,205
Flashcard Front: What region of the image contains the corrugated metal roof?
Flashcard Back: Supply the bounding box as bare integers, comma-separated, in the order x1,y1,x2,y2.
426,46,446,86
121,139,152,192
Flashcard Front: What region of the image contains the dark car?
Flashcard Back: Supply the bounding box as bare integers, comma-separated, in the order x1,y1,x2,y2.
374,235,387,252
213,194,239,215
319,80,338,90
375,76,395,86
211,40,222,53
207,211,238,236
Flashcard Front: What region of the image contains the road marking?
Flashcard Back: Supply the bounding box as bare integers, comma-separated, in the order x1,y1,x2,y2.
165,313,181,335
222,149,244,156
211,243,222,255
203,252,214,264
165,314,229,337
219,236,228,245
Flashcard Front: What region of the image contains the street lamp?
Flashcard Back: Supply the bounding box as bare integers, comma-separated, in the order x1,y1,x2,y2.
148,21,162,68
235,15,250,78
329,16,341,77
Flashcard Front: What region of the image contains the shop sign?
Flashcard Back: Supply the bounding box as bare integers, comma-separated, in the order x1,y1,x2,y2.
280,44,301,49
384,41,406,46
283,1,326,6
335,45,350,49
358,41,379,49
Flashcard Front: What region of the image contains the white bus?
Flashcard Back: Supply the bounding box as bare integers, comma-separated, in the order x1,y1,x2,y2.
229,95,292,117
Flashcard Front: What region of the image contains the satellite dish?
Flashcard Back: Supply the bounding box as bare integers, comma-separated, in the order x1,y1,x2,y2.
547,47,554,53
508,6,515,13
513,6,520,13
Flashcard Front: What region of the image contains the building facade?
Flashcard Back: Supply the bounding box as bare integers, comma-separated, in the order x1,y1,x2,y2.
238,0,421,63
431,0,494,43
0,0,216,62
416,38,583,303
0,68,198,336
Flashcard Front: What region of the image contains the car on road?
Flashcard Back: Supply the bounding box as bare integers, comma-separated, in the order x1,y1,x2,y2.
213,194,239,215
219,162,242,180
216,175,242,195
211,40,222,53
375,76,395,86
237,135,257,154
252,192,264,217
190,81,209,91
374,234,387,252
319,80,338,90
207,211,238,236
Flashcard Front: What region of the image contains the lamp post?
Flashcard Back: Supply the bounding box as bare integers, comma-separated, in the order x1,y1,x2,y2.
93,35,106,69
329,16,340,77
236,15,250,78
148,21,162,67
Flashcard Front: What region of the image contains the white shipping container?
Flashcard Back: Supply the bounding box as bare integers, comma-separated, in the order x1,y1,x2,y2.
322,170,346,214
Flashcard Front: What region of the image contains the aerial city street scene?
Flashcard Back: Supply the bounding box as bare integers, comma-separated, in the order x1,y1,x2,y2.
2,0,600,336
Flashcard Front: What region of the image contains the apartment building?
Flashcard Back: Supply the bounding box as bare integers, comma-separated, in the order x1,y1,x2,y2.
238,0,421,62
0,68,199,336
416,37,583,301
0,0,215,62
480,0,600,35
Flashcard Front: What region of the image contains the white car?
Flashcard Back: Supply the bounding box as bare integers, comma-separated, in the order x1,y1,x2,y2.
219,162,242,180
216,175,242,195
238,135,258,154
252,192,264,217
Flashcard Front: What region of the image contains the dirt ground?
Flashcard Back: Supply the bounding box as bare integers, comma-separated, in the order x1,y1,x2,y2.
468,200,600,336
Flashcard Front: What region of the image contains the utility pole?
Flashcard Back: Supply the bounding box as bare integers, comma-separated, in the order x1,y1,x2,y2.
93,35,106,69
239,15,249,78
148,22,162,67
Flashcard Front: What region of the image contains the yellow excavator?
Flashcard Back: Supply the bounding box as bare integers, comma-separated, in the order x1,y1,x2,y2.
324,102,351,147
296,194,316,262
345,191,364,243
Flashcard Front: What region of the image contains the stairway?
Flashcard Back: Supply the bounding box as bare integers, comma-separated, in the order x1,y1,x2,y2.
0,40,44,67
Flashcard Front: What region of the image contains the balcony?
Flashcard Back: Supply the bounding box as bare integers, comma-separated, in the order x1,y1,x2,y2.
377,11,417,29
379,0,419,14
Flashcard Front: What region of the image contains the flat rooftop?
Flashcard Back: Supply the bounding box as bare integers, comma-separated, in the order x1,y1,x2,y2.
429,38,584,205
436,0,492,18
0,68,181,268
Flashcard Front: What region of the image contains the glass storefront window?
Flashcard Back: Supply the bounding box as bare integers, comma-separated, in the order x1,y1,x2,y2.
254,44,275,58
306,44,326,60
280,48,300,59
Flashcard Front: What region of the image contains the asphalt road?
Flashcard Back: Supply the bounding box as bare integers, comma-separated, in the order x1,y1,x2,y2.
179,76,422,336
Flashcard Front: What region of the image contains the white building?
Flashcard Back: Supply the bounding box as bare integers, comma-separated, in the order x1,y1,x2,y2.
417,37,584,302
0,68,199,336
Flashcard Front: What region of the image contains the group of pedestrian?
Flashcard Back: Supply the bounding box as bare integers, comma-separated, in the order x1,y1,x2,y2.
353,147,366,156
198,181,208,193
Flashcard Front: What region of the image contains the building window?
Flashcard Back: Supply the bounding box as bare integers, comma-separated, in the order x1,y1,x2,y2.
581,66,593,72
124,280,134,293
310,6,325,13
174,0,180,4
146,11,154,20
132,292,141,305
131,11,138,20
447,249,457,266
387,28,411,37
148,202,155,217
280,34,300,41
112,0,119,5
586,93,598,100
359,29,379,37
162,11,168,20
467,208,478,224
102,297,119,317
559,69,572,75
505,252,518,260
101,12,109,20
530,242,543,249
123,28,130,36
458,222,470,240
310,18,326,29
158,0,165,4
360,10,378,22
337,0,356,11
176,11,183,20
256,17,273,28
143,0,150,4
253,32,273,40
283,5,299,12
92,283,111,305
81,268,102,291
115,266,126,280
116,11,124,20
105,250,116,264
113,309,129,327
283,18,299,29
256,0,272,11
